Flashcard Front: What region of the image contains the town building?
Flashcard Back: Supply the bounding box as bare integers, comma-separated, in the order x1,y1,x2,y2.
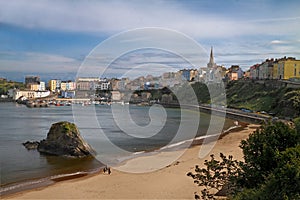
39,82,45,91
227,65,244,81
180,69,191,81
162,72,175,79
249,64,260,79
111,91,122,101
28,81,45,91
56,79,61,90
216,65,227,79
98,80,111,91
273,57,300,80
60,81,67,91
48,79,57,92
110,78,120,91
29,83,40,91
259,59,274,79
66,81,76,91
10,89,50,100
118,78,129,91
179,68,198,82
244,70,251,79
61,90,76,98
25,75,40,87
76,77,100,90
198,67,207,82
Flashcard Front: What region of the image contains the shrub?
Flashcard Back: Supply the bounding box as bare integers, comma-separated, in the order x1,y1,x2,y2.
188,122,300,199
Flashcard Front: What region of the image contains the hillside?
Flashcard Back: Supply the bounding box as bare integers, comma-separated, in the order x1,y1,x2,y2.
225,80,300,118
0,79,25,95
133,80,299,118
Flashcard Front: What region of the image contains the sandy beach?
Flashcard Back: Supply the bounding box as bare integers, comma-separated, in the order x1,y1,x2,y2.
4,124,260,199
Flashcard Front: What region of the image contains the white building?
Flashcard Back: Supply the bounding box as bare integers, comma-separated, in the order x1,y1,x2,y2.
39,82,46,91
111,91,121,101
98,81,110,90
66,81,76,90
11,89,50,100
76,77,100,91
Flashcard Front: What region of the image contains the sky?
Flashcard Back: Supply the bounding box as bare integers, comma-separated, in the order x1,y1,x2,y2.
0,0,300,82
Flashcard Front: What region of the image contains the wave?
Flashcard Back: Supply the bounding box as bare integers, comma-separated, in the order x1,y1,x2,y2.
159,140,187,150
0,169,103,197
133,151,146,155
159,125,241,151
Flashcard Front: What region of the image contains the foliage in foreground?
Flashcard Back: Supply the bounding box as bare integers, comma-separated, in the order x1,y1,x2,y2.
187,122,300,199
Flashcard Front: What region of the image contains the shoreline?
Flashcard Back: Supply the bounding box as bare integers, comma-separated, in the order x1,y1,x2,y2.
0,167,105,197
3,122,259,199
1,122,244,197
0,102,237,197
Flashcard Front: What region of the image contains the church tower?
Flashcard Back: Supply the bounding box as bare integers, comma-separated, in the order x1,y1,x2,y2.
207,46,216,69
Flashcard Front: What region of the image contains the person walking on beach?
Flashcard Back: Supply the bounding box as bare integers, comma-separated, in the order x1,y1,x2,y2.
103,166,111,175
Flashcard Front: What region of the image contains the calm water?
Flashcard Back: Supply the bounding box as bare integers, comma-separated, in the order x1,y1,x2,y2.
0,102,234,191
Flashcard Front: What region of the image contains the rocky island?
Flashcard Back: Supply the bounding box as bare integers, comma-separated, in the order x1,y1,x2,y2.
23,121,94,158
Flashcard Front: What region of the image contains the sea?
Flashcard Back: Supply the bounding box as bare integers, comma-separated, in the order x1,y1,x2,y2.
0,102,235,195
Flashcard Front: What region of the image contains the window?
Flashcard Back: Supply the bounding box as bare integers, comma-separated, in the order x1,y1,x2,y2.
295,68,297,76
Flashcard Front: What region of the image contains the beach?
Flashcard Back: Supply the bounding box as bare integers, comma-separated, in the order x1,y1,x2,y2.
3,123,260,199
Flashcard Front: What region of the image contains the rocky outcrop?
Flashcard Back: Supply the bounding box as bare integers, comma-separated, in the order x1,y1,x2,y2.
38,121,94,157
23,121,94,158
23,141,40,150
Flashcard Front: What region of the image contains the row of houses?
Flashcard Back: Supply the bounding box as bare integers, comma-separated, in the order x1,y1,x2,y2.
48,79,76,92
250,57,300,80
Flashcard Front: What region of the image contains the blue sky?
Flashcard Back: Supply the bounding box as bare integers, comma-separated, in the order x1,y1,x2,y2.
0,0,300,81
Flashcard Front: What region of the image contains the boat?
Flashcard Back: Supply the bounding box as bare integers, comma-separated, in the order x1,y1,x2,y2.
26,100,49,108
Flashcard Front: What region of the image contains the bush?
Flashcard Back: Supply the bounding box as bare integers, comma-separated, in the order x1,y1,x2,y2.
187,153,241,199
294,117,300,134
188,122,300,199
234,146,300,200
238,122,299,188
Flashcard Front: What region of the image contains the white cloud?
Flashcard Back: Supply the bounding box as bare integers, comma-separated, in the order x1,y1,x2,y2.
1,0,299,38
0,51,80,73
270,40,286,44
1,0,300,75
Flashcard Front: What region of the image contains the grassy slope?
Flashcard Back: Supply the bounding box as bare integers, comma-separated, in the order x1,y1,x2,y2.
225,80,300,118
0,80,25,95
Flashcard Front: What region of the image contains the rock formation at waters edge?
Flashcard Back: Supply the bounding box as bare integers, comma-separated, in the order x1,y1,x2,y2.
22,141,40,150
23,121,94,158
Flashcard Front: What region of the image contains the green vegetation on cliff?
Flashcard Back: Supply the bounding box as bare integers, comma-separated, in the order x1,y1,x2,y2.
225,80,300,118
0,79,25,95
190,80,300,118
134,80,299,118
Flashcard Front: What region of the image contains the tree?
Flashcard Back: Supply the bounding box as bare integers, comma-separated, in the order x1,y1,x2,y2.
234,145,300,200
187,153,242,199
238,122,299,189
294,117,300,134
188,122,300,199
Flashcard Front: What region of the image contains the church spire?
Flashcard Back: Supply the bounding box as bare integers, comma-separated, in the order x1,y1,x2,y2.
207,46,216,68
210,46,214,64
